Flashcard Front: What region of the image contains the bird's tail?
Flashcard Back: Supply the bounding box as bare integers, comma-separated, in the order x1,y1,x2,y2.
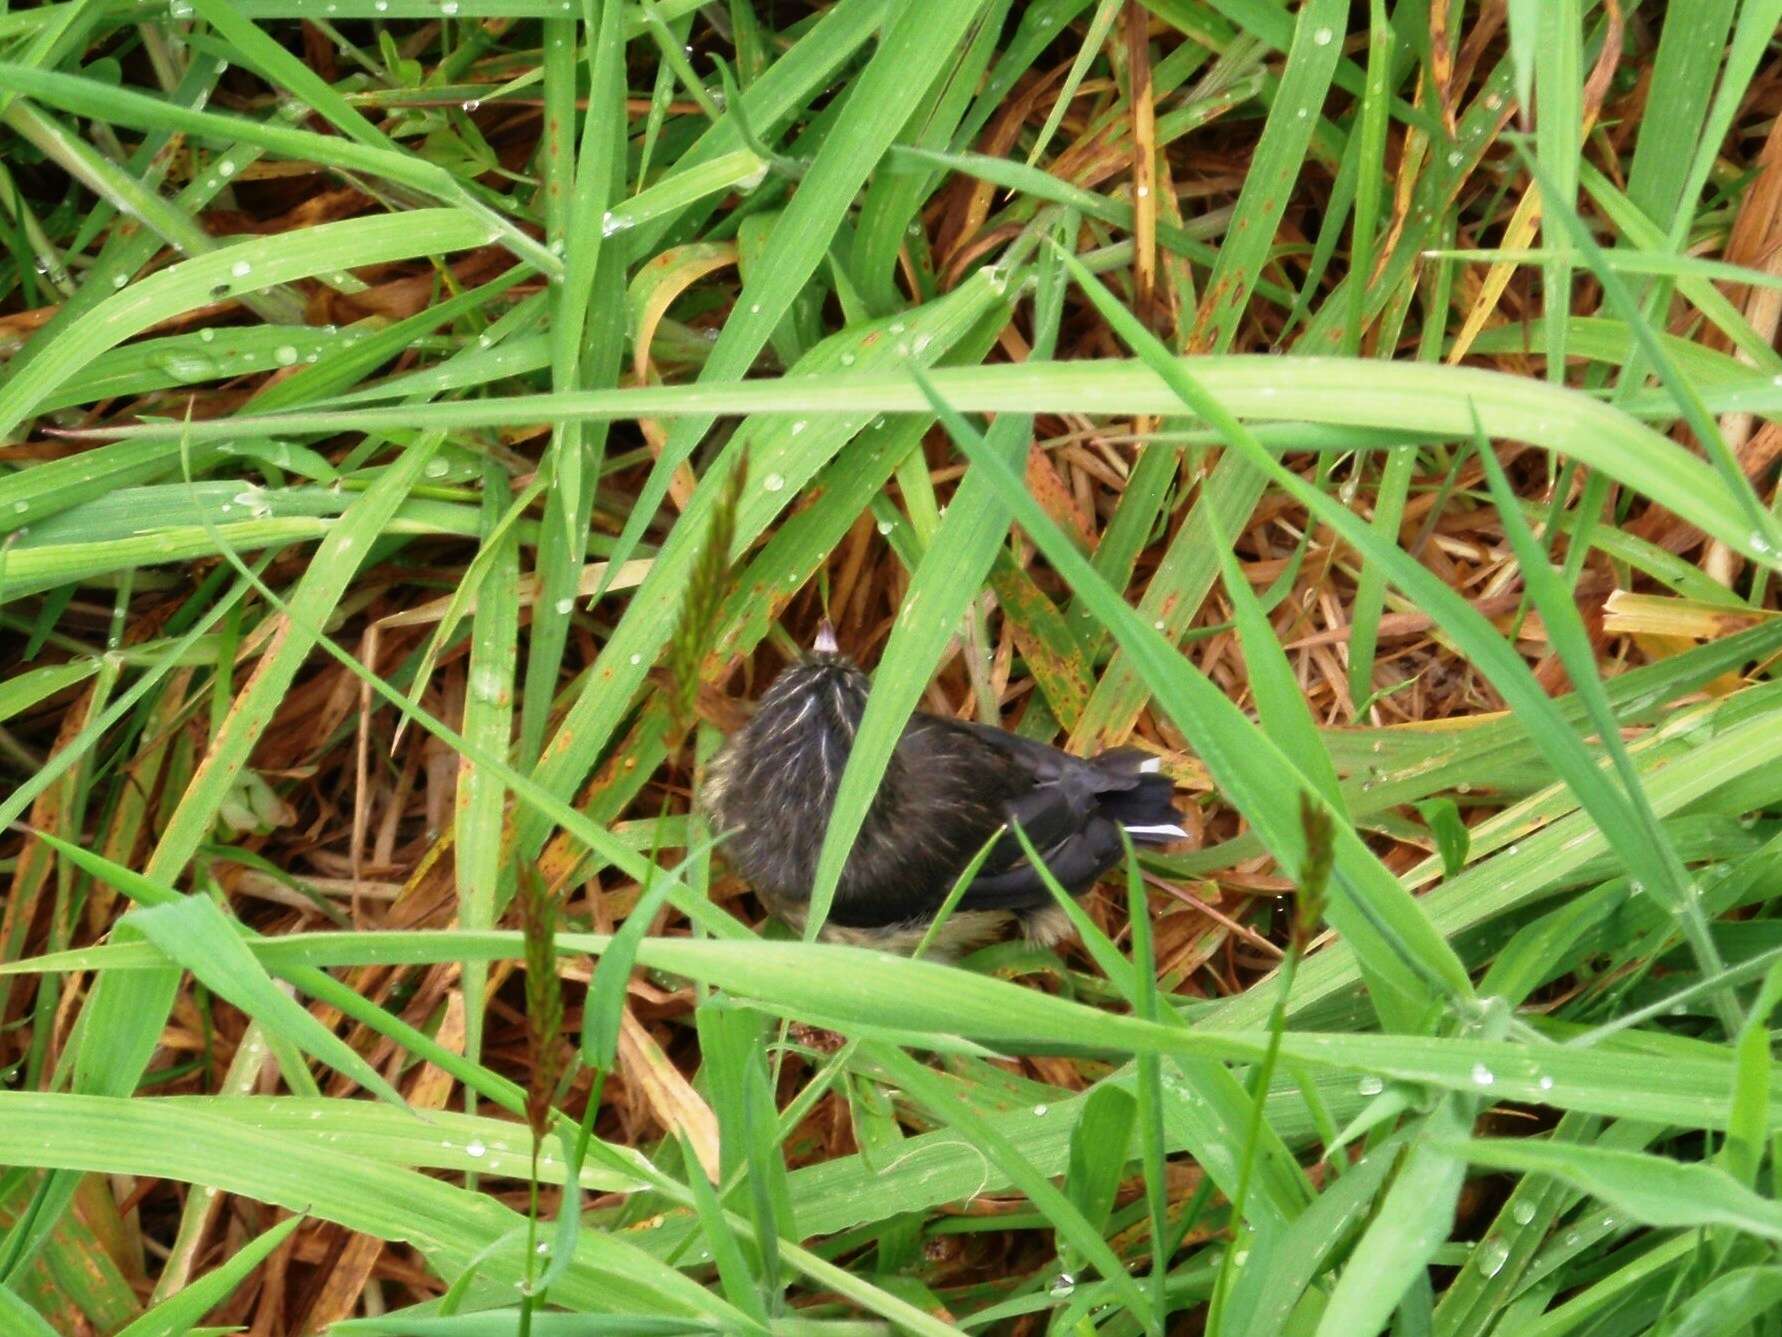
1088,750,1187,844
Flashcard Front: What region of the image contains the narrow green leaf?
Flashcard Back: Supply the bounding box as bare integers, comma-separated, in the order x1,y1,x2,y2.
1208,486,1344,812
116,1216,302,1337
1445,1139,1782,1241
1315,1100,1469,1337
126,897,407,1107
871,1044,1155,1325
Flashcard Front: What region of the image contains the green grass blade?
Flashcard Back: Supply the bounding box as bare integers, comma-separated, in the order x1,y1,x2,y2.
114,1216,301,1337
1443,1139,1782,1241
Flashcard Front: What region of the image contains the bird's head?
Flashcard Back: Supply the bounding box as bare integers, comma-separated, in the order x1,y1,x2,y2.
746,620,871,770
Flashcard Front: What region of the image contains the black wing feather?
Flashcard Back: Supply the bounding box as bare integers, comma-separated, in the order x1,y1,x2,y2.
957,817,1127,913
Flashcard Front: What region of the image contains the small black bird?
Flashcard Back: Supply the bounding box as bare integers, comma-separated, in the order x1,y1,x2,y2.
699,623,1187,954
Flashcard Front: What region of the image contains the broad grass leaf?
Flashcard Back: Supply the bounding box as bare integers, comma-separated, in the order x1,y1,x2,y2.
1444,1139,1782,1241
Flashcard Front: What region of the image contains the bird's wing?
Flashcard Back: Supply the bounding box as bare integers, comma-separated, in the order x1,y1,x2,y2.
982,776,1099,864
956,817,1126,912
945,719,1161,793
942,718,1073,782
926,720,1147,873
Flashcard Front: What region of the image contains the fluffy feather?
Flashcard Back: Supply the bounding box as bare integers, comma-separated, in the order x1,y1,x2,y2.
700,645,1184,951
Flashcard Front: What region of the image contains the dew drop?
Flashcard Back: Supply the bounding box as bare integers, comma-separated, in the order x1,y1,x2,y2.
462,98,482,113
1313,26,1334,45
230,259,252,279
554,597,574,616
274,344,299,366
158,352,217,381
629,653,643,666
840,352,857,366
1471,1063,1496,1087
1475,1235,1509,1278
423,457,449,478
217,159,236,178
1357,1074,1384,1096
200,328,216,342
465,1138,486,1158
441,0,458,12
1512,1200,1536,1225
876,519,893,535
1033,1103,1048,1116
790,420,807,435
1049,1272,1075,1297
762,472,786,493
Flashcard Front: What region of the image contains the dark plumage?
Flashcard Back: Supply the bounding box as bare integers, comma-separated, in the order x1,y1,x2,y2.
699,626,1186,953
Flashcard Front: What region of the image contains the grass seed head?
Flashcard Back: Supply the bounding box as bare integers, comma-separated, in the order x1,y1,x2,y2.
1294,792,1335,952
664,451,746,751
518,863,565,1140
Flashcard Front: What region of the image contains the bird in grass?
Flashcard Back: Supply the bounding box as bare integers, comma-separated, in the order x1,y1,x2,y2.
699,621,1187,954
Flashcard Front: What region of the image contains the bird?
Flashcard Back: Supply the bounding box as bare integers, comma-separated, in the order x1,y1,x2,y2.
698,621,1187,955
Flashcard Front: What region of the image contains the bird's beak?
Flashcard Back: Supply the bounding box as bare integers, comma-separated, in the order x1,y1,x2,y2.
814,619,838,654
